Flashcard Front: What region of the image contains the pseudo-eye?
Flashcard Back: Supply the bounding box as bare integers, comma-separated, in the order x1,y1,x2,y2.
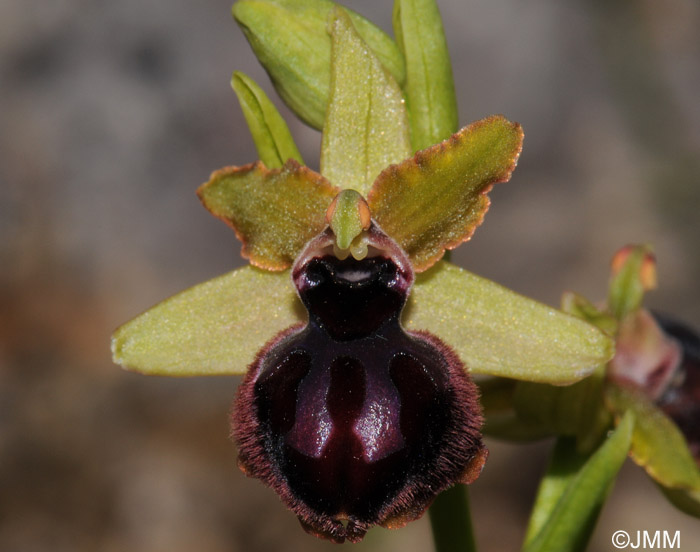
234,197,487,543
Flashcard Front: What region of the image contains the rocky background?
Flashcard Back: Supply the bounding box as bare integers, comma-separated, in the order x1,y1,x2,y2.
1,0,699,550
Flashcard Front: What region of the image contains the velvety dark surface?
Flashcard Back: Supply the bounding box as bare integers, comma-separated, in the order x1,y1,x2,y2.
237,253,484,542
296,256,408,340
255,329,452,521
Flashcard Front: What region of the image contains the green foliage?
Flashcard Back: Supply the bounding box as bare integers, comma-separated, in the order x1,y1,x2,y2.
232,0,404,129
231,71,303,168
393,0,458,150
523,413,634,552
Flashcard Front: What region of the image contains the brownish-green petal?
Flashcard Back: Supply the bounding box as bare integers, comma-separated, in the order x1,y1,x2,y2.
403,261,614,384
368,115,523,271
320,8,412,195
605,384,700,493
112,267,304,376
393,0,458,150
197,160,339,270
231,71,303,168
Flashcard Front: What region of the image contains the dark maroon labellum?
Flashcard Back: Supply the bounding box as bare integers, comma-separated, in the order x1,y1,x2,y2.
654,314,700,464
233,225,486,543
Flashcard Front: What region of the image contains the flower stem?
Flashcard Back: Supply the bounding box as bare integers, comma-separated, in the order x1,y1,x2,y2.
429,485,477,552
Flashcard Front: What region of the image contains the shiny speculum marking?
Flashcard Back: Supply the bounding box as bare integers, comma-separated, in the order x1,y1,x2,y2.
234,229,486,543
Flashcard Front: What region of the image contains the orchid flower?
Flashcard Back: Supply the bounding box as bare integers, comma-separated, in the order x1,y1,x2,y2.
486,245,700,548
111,1,613,543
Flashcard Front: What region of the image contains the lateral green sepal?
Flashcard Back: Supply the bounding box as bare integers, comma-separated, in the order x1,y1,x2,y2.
404,261,614,384
112,266,304,376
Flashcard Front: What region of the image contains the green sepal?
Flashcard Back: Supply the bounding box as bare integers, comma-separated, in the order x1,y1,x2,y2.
368,116,523,271
605,384,700,499
321,8,411,195
403,261,615,384
393,0,458,150
523,413,634,552
232,0,405,130
231,71,303,168
198,161,338,270
111,266,304,376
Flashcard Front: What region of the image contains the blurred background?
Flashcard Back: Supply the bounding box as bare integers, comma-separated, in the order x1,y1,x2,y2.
1,0,699,550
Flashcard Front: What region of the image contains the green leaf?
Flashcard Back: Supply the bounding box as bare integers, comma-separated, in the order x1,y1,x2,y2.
393,0,458,150
368,116,523,271
523,413,634,552
403,261,614,384
605,384,700,494
232,0,405,130
197,161,338,270
231,71,303,168
320,8,412,195
112,266,304,376
608,244,656,320
523,438,590,549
